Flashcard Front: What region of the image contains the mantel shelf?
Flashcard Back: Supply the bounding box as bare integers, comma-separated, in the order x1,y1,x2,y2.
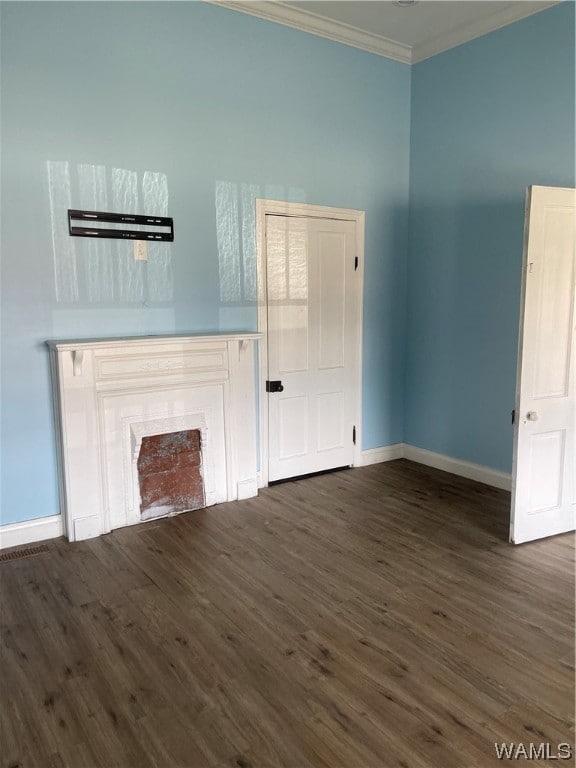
47,331,262,352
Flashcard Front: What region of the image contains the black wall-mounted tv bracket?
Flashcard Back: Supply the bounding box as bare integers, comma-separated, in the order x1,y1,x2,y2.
68,209,174,241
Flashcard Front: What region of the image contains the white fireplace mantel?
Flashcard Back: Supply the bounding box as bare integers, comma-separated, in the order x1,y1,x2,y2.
48,332,261,541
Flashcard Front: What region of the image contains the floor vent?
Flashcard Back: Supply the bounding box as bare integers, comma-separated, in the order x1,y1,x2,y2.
0,544,50,563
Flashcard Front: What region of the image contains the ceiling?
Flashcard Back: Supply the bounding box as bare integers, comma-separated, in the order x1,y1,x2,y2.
209,0,560,63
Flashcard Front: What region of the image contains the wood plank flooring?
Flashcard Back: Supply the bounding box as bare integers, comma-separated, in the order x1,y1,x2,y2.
0,459,574,768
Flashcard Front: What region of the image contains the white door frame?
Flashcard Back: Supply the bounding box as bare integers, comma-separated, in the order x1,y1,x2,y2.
256,199,365,488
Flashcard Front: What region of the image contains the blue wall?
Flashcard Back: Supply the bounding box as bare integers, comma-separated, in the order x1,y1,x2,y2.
2,2,574,526
406,3,575,472
0,2,411,524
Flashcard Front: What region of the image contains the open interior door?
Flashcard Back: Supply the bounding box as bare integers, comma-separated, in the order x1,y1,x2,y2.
510,186,575,544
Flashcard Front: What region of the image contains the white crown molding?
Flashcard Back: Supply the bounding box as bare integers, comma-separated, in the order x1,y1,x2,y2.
0,515,64,550
207,0,412,64
207,0,560,66
411,1,560,63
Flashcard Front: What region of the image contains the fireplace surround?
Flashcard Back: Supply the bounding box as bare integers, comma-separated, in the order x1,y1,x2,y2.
48,333,261,541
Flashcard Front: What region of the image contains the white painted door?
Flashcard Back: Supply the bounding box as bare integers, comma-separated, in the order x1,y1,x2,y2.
266,215,359,482
511,186,576,544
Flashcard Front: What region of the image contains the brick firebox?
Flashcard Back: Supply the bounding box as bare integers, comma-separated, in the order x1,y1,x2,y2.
137,430,205,521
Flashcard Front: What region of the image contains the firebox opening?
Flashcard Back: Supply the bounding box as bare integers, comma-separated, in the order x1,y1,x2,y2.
137,429,205,521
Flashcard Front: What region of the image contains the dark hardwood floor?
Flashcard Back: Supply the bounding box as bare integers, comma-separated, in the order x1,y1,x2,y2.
1,459,574,768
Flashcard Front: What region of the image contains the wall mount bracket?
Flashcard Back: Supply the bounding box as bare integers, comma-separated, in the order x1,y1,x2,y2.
68,209,174,242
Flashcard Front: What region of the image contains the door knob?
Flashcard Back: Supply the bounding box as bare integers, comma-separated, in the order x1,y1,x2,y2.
526,411,539,421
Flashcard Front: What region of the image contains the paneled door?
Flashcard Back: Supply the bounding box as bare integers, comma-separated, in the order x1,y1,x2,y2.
266,214,360,482
510,186,575,543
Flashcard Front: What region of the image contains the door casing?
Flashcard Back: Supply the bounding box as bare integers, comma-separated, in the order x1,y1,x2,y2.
256,199,365,488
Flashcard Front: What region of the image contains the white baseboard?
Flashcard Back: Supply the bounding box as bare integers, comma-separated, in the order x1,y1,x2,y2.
358,444,404,466
402,444,512,491
0,445,508,550
237,477,259,500
359,443,511,490
0,515,64,550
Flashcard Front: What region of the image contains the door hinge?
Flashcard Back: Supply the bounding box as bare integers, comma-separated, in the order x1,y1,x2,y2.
511,409,516,425
354,256,359,271
352,426,356,445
